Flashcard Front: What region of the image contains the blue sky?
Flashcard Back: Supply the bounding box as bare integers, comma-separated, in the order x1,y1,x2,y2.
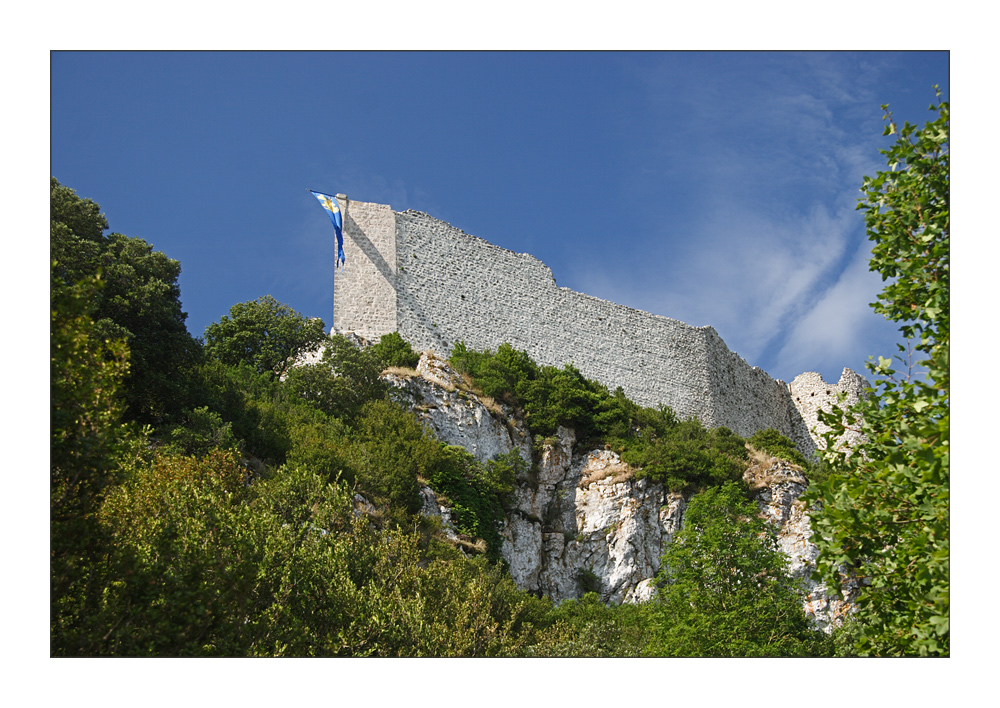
50,51,948,386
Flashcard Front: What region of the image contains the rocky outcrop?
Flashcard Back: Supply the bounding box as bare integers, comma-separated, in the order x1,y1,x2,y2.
385,352,853,629
747,458,856,631
500,428,685,604
383,352,532,464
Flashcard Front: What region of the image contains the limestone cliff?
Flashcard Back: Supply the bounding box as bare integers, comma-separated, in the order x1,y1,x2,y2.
391,352,854,631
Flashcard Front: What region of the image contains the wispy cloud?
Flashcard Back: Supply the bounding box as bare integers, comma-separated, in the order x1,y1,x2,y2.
775,238,900,382
561,53,896,383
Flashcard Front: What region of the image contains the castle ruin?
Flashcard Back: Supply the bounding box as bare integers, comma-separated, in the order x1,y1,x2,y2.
330,196,868,456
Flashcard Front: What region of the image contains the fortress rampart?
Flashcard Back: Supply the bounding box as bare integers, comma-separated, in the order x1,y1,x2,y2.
331,197,867,455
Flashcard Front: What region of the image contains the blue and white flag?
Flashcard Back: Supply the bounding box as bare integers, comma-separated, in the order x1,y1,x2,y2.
309,190,346,270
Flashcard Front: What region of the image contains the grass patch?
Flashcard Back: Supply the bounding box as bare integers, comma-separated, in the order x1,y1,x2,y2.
383,365,418,378
578,460,634,488
743,445,806,490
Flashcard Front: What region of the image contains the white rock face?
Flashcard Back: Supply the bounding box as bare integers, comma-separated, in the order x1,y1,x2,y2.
385,352,532,464
395,353,853,630
748,461,856,631
500,430,684,604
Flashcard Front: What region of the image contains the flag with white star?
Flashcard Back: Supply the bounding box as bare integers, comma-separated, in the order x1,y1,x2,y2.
309,190,345,270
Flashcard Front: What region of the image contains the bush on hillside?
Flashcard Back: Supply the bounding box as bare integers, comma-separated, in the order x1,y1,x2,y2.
373,331,421,369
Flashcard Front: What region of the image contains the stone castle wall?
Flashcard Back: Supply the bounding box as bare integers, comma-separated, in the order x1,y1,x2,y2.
789,369,872,453
331,197,866,452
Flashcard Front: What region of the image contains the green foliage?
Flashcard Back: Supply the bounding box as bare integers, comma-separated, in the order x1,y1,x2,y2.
450,340,538,405
192,359,295,466
575,568,602,596
93,233,203,422
284,334,389,420
50,265,132,654
405,556,555,656
285,411,351,484
67,448,551,657
203,295,327,380
804,93,949,657
159,406,240,457
51,178,202,424
747,428,808,467
624,420,748,493
520,363,607,440
450,341,750,495
525,592,649,657
646,482,830,657
94,451,405,656
371,330,420,369
427,446,523,561
339,399,439,516
50,177,107,283
50,266,130,512
592,386,641,443
450,341,635,444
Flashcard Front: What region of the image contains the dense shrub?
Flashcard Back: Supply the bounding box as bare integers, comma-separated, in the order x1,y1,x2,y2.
646,482,831,657
450,341,538,404
623,420,748,493
339,399,440,516
160,406,239,457
450,341,633,443
520,363,607,439
372,331,421,369
284,334,389,420
450,342,752,494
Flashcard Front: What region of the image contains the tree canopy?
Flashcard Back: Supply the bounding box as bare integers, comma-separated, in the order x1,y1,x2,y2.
51,178,201,424
203,295,328,380
804,91,949,657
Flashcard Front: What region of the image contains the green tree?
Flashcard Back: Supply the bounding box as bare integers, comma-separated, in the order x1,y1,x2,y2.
203,295,327,380
50,264,130,654
804,93,949,657
51,178,202,424
159,405,240,457
50,178,107,284
89,449,553,657
646,482,829,657
95,233,203,422
339,399,439,516
284,334,388,420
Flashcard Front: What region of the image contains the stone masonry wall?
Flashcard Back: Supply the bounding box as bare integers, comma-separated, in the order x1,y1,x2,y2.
789,369,871,454
332,198,866,449
332,198,396,341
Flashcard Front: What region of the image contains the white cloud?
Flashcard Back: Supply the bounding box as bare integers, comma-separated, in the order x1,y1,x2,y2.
774,238,897,380
562,54,900,382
